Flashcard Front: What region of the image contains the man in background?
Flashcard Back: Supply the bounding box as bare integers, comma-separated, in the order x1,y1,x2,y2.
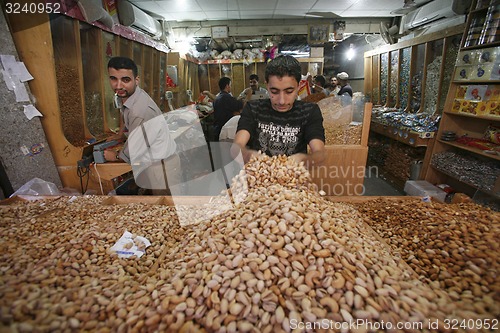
212,77,249,141
237,74,269,100
337,72,353,97
104,56,162,163
310,74,329,96
104,56,180,194
327,75,340,95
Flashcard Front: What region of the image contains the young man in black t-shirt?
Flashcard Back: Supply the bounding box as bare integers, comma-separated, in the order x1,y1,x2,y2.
234,55,325,166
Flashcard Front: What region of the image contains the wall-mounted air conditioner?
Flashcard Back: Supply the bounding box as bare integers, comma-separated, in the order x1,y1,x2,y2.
117,0,163,39
400,0,471,33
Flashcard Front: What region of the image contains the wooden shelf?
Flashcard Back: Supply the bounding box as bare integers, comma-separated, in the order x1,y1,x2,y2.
444,110,500,121
370,121,434,147
452,80,500,84
460,41,500,51
430,165,500,199
423,0,500,204
201,57,324,65
438,139,500,160
470,6,489,13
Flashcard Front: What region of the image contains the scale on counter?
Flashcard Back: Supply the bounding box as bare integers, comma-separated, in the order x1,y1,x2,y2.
92,140,120,164
77,139,106,168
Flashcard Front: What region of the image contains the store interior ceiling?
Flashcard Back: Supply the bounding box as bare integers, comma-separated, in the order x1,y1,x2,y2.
127,0,434,51
129,0,429,22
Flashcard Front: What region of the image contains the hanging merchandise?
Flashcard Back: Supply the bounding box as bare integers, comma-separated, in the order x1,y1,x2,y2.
165,73,176,88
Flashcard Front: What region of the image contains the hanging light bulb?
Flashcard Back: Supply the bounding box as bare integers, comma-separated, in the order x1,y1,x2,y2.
346,43,355,61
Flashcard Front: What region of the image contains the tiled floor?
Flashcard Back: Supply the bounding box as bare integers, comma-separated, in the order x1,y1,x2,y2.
362,165,406,196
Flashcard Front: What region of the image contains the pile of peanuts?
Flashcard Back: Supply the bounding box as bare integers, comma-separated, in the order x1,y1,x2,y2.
323,124,363,145
355,198,499,318
0,154,497,332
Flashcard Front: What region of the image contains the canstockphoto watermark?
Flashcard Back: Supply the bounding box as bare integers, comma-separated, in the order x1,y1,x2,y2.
290,319,424,331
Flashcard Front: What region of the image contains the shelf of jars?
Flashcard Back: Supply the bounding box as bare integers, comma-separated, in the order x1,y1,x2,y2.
365,28,463,152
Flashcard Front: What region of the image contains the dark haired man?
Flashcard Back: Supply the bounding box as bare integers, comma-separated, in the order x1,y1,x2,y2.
234,55,325,166
237,73,269,100
104,56,162,163
311,74,329,96
105,56,182,195
212,77,249,141
337,72,353,97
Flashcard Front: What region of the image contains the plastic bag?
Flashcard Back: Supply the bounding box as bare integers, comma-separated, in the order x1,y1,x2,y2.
10,178,62,197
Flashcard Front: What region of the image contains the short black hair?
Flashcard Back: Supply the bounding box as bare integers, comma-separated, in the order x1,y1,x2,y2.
218,77,231,91
265,55,301,84
107,57,138,77
314,75,326,87
249,74,259,81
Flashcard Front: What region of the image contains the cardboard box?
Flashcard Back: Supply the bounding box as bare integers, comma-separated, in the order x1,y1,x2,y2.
404,181,447,203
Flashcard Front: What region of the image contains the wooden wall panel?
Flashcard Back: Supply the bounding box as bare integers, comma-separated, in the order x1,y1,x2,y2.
310,146,368,196
232,63,245,97
209,64,220,94
198,64,210,95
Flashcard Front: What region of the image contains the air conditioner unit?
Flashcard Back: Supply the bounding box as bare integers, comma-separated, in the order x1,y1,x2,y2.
117,0,163,39
399,15,466,42
400,0,471,33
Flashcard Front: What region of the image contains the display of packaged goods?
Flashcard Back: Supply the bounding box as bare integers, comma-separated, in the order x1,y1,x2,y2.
451,99,462,112
459,100,487,115
490,85,500,99
490,62,500,80
431,150,500,192
477,46,499,64
454,66,473,80
486,100,500,116
455,85,468,98
475,63,493,80
464,16,486,47
479,5,500,45
465,84,489,100
456,50,477,66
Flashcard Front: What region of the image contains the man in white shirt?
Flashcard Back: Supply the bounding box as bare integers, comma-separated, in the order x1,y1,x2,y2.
237,74,269,101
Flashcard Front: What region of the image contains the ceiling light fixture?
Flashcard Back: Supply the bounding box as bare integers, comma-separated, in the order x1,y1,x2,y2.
403,0,417,8
346,44,355,61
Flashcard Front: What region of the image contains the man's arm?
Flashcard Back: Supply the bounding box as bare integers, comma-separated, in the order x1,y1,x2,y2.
289,139,325,167
232,129,258,163
237,87,253,101
202,91,216,100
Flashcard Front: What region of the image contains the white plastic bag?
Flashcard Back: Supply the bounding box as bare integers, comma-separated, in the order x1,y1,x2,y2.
10,178,62,197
